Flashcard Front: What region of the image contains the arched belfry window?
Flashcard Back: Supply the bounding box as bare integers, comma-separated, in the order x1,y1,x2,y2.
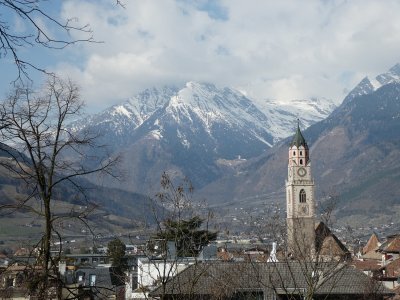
299,189,306,203
293,151,296,156
300,151,303,155
299,159,303,165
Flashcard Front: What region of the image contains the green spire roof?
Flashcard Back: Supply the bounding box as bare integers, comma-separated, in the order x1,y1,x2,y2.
290,121,308,148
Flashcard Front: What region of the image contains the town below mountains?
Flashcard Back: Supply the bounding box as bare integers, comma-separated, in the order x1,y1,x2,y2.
1,64,400,249
1,63,400,300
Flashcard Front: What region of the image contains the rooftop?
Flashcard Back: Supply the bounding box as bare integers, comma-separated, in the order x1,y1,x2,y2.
290,122,308,148
150,261,393,297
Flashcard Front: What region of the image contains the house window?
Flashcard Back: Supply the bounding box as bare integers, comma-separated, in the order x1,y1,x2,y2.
81,258,89,264
5,277,13,287
16,273,24,286
89,274,96,286
231,290,264,300
131,275,138,290
299,189,306,203
76,271,85,283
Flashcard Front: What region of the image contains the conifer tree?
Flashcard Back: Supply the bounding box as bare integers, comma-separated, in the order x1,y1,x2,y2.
107,238,128,271
155,215,218,257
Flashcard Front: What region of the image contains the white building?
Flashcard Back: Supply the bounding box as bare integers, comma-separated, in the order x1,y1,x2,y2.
125,256,196,299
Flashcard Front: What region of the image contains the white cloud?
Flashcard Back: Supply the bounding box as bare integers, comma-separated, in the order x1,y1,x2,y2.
53,0,400,112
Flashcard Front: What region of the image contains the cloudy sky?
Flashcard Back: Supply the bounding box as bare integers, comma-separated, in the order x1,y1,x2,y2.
1,0,400,113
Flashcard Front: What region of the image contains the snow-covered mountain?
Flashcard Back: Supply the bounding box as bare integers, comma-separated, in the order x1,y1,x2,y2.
253,97,336,142
343,63,400,104
74,81,336,193
151,81,274,153
71,86,178,148
196,63,400,213
75,82,336,147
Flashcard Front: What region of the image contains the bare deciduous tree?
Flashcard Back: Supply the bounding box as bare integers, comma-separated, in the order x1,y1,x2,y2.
0,0,123,81
0,76,119,299
126,172,217,300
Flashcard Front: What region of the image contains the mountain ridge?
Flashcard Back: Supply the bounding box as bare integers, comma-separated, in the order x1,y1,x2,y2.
1,64,400,241
197,76,400,226
343,63,400,105
72,81,336,194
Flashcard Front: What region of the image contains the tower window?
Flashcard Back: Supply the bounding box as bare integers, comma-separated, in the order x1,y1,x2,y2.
293,151,296,156
299,189,306,203
300,151,303,155
299,159,303,165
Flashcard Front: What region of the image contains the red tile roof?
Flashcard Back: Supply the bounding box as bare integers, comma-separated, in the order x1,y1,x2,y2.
350,259,381,271
381,257,400,277
363,233,380,254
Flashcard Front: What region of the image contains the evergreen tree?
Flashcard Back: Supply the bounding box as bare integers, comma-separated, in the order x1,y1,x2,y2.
107,238,128,271
155,215,218,257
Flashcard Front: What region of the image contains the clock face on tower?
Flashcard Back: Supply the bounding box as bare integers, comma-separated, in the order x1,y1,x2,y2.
297,167,307,177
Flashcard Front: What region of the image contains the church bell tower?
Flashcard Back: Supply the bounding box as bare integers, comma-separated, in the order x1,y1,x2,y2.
286,122,315,258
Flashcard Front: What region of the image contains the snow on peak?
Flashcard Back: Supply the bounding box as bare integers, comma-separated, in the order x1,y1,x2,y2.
177,82,220,109
112,105,132,118
185,81,217,91
252,96,336,141
167,82,266,127
165,81,334,144
149,129,163,140
369,77,382,90
388,63,400,76
72,81,337,149
345,63,400,105
124,86,177,121
374,63,400,87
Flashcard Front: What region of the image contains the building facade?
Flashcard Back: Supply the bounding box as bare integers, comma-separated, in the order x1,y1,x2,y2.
286,123,316,258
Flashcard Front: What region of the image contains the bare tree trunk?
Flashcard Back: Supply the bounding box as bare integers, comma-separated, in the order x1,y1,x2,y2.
38,196,52,298
0,76,120,298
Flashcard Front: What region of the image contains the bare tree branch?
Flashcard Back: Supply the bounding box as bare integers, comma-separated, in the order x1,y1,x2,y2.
0,76,120,299
0,0,123,82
